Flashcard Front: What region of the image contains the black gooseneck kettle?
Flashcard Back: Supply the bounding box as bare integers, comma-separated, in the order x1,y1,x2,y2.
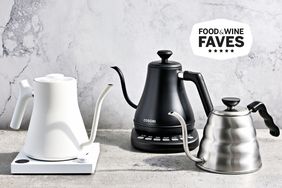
112,50,213,152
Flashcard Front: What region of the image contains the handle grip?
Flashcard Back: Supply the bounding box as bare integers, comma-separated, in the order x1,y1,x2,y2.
179,71,213,116
10,80,33,130
247,101,280,137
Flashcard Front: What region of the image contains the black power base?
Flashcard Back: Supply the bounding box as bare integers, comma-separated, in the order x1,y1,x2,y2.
131,128,199,153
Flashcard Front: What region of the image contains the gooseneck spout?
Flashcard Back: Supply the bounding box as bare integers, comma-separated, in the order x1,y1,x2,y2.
111,66,137,109
80,84,113,150
168,111,205,163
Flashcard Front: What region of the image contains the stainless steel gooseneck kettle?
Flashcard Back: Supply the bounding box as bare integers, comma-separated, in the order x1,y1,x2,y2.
169,97,280,174
112,50,213,152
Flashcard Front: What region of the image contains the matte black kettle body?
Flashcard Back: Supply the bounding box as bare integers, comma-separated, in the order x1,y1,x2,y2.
112,50,213,152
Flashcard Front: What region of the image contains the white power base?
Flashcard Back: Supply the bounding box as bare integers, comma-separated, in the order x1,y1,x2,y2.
11,143,100,174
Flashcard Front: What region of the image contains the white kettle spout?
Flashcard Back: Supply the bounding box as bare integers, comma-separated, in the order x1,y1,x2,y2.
80,84,113,150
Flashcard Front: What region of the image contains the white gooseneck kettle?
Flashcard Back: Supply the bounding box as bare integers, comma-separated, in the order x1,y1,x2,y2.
10,74,112,161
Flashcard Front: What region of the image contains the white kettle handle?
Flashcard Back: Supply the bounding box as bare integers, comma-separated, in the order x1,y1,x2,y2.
10,80,33,130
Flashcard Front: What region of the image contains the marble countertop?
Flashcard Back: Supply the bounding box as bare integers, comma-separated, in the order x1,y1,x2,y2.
0,129,281,188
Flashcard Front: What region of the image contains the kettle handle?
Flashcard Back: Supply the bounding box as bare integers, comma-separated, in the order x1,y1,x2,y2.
247,101,280,137
10,80,33,130
178,71,213,116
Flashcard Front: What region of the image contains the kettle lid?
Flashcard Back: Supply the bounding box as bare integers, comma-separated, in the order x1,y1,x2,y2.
34,74,76,83
149,50,182,69
213,97,250,116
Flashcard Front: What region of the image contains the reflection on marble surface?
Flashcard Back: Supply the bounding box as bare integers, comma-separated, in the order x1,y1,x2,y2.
0,0,281,129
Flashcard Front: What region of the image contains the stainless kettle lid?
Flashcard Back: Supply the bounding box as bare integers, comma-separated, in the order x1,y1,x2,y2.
213,97,250,116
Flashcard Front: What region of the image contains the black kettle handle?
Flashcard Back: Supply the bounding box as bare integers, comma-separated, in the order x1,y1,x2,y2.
179,71,213,116
247,101,280,137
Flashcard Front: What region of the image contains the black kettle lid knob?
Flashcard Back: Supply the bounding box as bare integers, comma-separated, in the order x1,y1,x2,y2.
222,97,240,110
157,50,172,63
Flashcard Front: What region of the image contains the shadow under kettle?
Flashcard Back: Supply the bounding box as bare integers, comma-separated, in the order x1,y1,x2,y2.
169,97,280,174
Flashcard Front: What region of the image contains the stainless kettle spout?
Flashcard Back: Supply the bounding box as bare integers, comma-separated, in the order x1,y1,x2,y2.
111,66,137,109
168,111,205,163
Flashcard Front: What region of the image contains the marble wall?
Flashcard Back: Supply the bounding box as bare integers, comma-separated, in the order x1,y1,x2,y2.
0,0,281,129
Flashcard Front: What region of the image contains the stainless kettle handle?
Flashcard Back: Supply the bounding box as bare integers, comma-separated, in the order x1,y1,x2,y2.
168,111,204,163
247,101,280,137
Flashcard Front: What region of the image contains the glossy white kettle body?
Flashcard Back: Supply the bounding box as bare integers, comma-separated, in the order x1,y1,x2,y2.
10,74,112,161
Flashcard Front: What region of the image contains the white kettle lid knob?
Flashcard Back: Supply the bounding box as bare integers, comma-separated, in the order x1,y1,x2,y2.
46,74,65,79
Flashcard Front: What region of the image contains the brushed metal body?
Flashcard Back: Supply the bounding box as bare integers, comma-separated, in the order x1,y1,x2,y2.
169,111,263,174
197,112,262,174
169,98,279,174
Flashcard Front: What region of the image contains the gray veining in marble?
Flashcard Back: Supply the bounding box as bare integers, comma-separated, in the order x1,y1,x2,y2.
0,0,282,129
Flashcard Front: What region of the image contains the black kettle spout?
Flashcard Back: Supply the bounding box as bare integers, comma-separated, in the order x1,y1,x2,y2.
111,66,138,109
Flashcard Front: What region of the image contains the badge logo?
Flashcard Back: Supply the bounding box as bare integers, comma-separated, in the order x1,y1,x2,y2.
190,19,252,60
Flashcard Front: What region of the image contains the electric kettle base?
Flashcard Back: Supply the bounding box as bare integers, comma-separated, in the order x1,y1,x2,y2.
131,128,199,153
11,143,100,174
